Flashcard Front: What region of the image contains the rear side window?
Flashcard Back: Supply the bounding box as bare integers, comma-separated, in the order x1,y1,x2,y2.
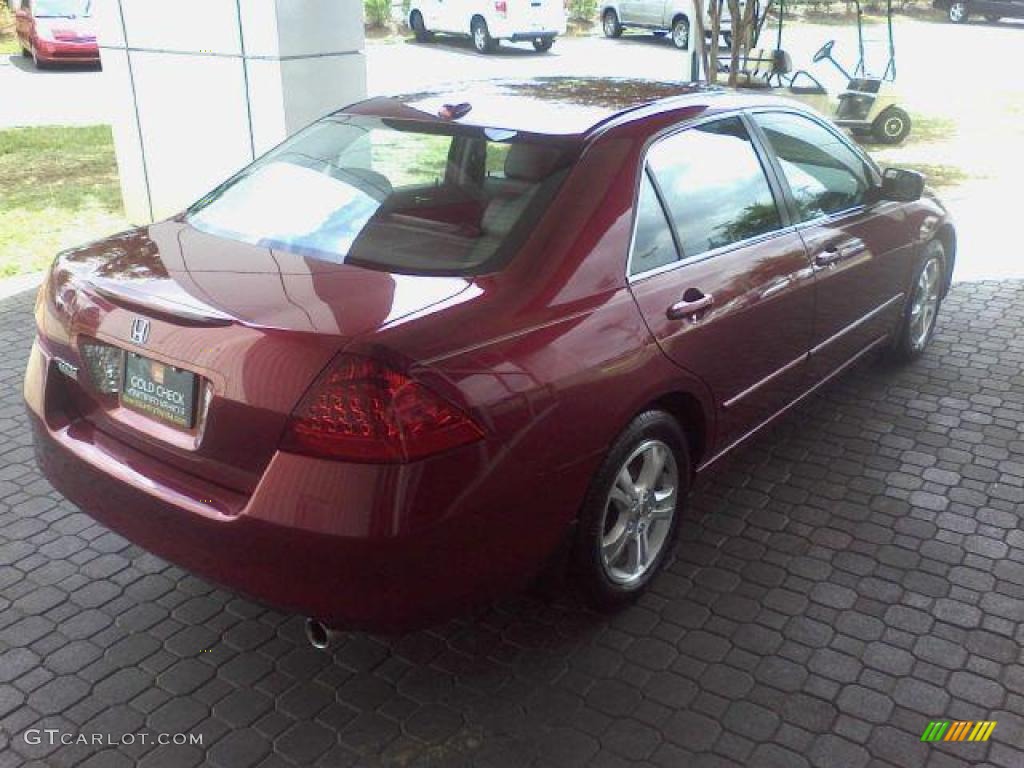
187,116,574,275
629,172,680,276
647,117,781,259
753,111,871,221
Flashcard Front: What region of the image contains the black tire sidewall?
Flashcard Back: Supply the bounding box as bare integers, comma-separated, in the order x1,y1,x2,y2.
574,410,690,607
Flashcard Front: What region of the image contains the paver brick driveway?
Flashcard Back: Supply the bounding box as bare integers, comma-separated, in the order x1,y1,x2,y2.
1,281,1023,768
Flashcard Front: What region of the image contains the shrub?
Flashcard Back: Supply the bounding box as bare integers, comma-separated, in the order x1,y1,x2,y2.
365,0,392,28
568,0,598,23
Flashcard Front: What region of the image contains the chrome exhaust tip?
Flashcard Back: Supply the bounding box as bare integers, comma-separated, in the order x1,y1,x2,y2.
304,618,340,650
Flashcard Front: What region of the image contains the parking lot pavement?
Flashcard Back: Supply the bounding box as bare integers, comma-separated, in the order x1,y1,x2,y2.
0,56,106,129
2,279,1024,767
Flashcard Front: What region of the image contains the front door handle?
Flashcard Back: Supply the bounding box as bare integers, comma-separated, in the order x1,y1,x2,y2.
667,292,714,320
814,238,867,268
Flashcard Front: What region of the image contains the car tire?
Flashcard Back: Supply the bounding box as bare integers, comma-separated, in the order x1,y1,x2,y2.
471,17,495,53
948,2,969,22
21,45,32,58
671,17,690,49
602,9,623,38
890,240,946,363
410,11,432,42
31,48,47,69
872,106,912,144
532,37,553,52
985,14,1001,21
573,410,690,608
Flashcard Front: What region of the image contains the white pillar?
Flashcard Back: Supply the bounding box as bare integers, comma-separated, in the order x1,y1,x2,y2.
95,0,367,224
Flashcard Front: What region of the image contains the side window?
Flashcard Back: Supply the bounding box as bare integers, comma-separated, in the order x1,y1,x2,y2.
754,111,871,221
630,171,679,276
646,117,782,259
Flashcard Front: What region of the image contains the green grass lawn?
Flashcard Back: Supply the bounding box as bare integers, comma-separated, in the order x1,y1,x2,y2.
0,126,131,278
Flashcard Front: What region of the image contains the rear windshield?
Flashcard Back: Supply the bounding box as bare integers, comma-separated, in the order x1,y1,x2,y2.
187,116,575,275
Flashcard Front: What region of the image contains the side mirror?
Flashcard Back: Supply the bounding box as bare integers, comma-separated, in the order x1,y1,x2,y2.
877,167,925,203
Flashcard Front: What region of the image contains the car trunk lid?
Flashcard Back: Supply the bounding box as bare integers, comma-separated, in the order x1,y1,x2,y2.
45,221,472,494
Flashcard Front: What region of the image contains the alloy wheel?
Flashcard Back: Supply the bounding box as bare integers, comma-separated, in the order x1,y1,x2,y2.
909,256,942,351
600,439,679,585
672,19,690,49
603,12,619,37
949,2,967,22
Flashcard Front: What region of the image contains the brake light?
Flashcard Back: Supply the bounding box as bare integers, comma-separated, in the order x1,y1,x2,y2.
495,0,507,15
280,355,483,463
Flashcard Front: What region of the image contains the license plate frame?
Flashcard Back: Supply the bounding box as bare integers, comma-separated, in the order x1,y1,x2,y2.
120,352,198,430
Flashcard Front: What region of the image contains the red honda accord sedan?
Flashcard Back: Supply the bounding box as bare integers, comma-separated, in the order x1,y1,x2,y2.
26,79,955,634
14,0,99,68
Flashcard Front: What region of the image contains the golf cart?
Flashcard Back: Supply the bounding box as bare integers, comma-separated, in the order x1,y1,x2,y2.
724,0,912,144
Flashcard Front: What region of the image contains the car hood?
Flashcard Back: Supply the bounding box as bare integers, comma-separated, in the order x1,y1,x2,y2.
53,221,474,338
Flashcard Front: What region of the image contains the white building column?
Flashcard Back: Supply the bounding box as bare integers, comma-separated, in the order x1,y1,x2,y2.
96,0,367,224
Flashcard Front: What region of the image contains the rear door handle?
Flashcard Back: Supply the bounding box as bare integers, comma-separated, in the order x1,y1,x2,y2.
666,292,714,320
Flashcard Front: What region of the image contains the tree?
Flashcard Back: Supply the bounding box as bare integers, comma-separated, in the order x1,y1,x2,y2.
693,0,773,87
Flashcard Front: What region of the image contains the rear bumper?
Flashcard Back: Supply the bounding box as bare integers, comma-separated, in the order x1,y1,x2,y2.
25,339,581,631
34,39,100,63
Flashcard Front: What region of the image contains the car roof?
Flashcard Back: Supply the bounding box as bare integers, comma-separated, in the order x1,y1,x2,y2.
342,77,809,139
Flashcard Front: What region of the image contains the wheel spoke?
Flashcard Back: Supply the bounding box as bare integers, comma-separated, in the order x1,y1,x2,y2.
638,444,666,488
603,525,631,566
635,528,650,571
616,467,637,501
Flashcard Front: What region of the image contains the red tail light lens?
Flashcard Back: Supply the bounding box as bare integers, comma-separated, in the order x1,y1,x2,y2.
280,356,483,463
495,0,508,14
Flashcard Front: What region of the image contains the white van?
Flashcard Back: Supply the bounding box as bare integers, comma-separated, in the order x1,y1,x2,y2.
408,0,567,54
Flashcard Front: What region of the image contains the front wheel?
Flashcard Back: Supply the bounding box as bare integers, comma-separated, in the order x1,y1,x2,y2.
671,17,690,49
890,241,945,362
471,17,495,53
410,11,432,43
872,106,912,144
948,2,969,22
602,9,623,38
573,410,689,607
532,37,553,52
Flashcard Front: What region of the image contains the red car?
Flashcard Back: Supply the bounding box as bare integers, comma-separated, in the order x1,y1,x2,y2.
14,0,99,68
26,79,954,635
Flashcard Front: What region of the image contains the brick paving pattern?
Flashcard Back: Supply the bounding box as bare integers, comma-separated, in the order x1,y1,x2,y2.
1,281,1023,767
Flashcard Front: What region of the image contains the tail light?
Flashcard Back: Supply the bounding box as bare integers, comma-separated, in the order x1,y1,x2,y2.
495,0,508,15
280,355,483,463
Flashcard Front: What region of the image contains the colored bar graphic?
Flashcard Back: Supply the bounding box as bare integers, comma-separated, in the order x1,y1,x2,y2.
921,721,996,742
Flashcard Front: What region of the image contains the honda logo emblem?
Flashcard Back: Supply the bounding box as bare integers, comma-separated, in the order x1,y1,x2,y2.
130,317,150,345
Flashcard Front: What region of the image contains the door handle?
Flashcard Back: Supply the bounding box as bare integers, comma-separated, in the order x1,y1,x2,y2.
666,292,714,320
814,238,867,268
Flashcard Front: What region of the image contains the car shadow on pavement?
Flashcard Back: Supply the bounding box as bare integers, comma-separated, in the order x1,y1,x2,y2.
404,36,553,59
5,53,101,73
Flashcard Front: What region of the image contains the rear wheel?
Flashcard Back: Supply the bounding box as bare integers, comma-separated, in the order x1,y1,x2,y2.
872,106,911,144
948,2,969,22
471,17,495,53
985,13,1001,21
671,17,690,49
891,241,945,362
410,11,432,42
603,9,623,38
574,410,689,607
532,37,553,52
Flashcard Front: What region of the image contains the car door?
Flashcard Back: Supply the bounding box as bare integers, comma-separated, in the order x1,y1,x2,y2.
628,115,816,456
750,110,913,384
